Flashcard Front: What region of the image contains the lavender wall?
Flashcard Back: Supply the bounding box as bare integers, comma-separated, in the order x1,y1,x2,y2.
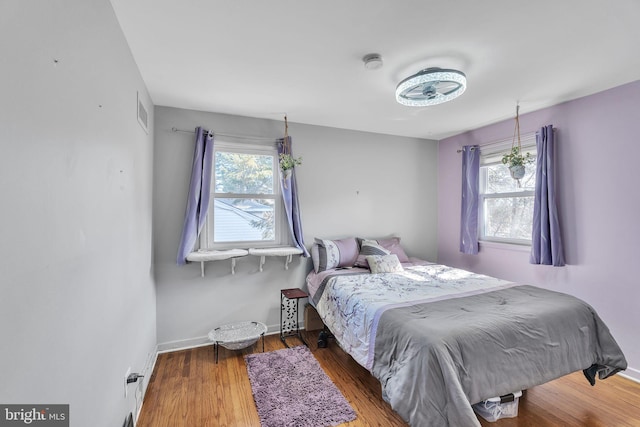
438,81,640,382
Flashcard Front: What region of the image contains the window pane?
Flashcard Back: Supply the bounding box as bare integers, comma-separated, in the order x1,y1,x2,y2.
483,196,534,240
215,152,274,194
484,161,536,194
213,198,274,242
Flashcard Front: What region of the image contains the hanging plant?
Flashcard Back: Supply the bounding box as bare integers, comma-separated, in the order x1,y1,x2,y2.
502,146,532,179
279,153,302,176
502,104,532,182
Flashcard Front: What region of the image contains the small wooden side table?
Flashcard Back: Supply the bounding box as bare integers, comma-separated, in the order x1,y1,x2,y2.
280,288,308,347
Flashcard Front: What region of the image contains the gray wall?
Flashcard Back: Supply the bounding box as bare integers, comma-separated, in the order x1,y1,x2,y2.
0,1,157,425
154,106,438,349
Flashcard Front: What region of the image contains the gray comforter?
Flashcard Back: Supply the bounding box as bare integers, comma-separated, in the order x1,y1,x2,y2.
371,284,627,426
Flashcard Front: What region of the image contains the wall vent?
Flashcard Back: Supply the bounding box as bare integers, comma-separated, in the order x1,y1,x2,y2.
137,91,149,133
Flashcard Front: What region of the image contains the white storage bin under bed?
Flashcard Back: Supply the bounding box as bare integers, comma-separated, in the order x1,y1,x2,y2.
472,391,522,422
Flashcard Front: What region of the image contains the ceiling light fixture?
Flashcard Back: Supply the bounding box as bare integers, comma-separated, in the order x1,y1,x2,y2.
395,68,467,106
363,53,383,70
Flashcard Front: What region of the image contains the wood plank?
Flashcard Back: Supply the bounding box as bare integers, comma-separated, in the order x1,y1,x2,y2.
137,331,640,426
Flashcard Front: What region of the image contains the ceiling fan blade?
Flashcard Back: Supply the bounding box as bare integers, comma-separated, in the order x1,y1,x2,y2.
434,81,461,95
405,85,428,98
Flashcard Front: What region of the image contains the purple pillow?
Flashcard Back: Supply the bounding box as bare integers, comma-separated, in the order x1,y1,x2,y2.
354,240,391,268
312,237,359,272
376,237,410,263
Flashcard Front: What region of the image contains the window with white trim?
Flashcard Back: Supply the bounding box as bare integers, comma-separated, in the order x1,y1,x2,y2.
479,135,537,245
199,140,286,249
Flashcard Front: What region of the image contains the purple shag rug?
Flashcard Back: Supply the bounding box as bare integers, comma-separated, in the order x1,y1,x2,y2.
244,345,357,427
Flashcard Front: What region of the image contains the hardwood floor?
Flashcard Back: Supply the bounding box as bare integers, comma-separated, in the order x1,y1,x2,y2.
138,331,640,426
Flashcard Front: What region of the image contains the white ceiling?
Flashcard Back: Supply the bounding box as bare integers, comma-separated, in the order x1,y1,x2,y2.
110,0,640,140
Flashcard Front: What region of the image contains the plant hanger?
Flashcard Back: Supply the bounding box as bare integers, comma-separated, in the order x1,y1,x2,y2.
502,103,532,185
512,104,521,156
283,115,290,155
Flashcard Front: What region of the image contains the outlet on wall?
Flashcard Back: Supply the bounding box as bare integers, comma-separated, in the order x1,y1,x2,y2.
124,367,131,398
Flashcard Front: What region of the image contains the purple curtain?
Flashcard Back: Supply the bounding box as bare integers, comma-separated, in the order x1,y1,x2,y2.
176,128,214,265
278,136,310,257
530,126,564,266
460,145,480,254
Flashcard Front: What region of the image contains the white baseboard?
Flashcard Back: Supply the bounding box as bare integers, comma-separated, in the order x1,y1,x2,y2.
157,336,212,353
134,344,159,426
142,349,158,387
156,323,288,354
619,366,640,383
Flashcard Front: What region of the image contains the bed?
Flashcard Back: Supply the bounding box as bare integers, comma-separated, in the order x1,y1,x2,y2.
306,237,628,427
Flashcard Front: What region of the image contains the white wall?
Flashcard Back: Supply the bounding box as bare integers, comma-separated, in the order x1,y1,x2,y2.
153,106,438,349
437,81,640,381
0,1,156,425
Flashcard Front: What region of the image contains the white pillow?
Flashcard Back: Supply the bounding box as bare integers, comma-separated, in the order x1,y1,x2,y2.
366,254,404,273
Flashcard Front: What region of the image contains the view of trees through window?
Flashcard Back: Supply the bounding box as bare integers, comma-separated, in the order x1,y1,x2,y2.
480,154,537,243
212,151,276,243
215,152,273,194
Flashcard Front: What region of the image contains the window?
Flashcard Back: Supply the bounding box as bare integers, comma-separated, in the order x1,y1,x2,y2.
479,136,537,245
199,140,286,249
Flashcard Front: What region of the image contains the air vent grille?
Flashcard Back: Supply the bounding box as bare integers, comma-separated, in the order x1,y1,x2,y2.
137,92,149,133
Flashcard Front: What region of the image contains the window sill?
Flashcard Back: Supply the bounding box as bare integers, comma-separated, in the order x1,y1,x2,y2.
479,240,531,253
187,249,249,276
248,247,304,271
187,246,304,276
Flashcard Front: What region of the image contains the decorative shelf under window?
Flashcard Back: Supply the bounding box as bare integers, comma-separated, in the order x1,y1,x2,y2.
186,249,249,277
248,247,304,271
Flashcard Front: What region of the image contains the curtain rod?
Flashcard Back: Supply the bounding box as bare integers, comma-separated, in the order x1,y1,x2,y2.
170,127,281,142
456,130,541,153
